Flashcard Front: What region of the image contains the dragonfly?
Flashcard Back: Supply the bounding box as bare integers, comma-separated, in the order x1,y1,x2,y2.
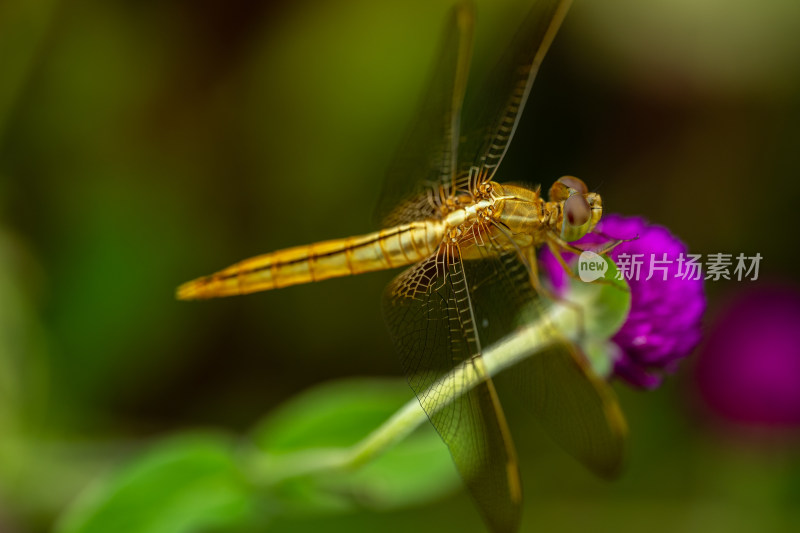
178,1,625,531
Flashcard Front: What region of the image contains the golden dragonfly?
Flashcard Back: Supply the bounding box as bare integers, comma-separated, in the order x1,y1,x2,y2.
178,1,625,531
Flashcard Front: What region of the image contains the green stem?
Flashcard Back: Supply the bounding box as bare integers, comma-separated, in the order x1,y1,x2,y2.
247,300,580,486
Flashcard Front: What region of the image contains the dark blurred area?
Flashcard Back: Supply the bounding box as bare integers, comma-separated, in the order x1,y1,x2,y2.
1,0,799,532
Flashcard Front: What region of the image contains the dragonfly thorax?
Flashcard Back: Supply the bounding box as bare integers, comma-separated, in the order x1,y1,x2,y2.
489,183,547,248
491,179,603,246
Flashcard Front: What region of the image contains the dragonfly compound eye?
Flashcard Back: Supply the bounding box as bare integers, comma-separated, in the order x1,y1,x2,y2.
557,175,588,194
561,194,592,241
565,194,590,226
548,175,588,202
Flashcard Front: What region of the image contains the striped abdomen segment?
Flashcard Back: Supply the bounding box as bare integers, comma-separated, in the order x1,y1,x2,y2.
176,220,444,300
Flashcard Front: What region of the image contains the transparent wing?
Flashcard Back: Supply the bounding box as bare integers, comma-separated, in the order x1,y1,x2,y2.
383,249,522,533
458,0,572,182
498,342,627,479
375,2,474,227
463,228,627,479
384,228,626,531
377,0,572,226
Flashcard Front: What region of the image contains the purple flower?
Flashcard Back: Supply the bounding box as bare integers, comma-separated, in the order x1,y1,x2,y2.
695,285,800,427
540,214,706,389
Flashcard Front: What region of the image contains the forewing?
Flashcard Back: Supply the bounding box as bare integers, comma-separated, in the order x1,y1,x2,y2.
383,251,522,533
458,0,572,182
375,3,474,227
457,227,627,478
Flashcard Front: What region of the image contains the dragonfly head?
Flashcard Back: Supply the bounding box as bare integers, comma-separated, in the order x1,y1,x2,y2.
548,176,602,242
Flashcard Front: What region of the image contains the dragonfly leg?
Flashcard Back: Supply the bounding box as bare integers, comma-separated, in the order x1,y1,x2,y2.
526,245,586,344
547,231,629,257
546,236,629,291
589,238,626,255
544,239,582,282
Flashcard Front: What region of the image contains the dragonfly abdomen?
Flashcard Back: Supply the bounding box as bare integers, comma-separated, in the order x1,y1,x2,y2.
176,220,444,300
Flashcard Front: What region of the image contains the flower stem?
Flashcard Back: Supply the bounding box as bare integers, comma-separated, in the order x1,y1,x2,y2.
247,300,580,486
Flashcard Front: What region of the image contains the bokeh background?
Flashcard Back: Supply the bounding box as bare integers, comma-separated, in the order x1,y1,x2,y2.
2,0,799,532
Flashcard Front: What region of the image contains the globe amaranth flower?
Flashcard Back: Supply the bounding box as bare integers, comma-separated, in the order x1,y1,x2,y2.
540,214,706,389
695,285,800,427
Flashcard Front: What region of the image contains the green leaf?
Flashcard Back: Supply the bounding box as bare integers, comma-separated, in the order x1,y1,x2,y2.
252,378,459,512
340,427,459,510
567,257,631,377
582,339,622,378
253,378,412,452
570,256,631,340
55,433,254,533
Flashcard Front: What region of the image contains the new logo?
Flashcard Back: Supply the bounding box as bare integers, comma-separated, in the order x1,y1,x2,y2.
577,251,608,282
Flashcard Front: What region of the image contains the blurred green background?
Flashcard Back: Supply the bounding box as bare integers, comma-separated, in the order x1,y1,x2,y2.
2,0,800,532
